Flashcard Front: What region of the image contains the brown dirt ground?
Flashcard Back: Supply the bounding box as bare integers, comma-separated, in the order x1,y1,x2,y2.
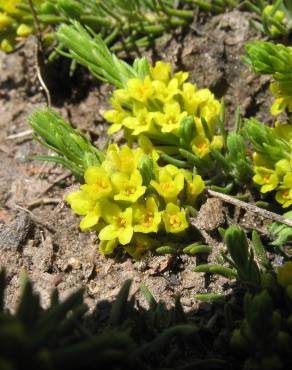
0,11,274,313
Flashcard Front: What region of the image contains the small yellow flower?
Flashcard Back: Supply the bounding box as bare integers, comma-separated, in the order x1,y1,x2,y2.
0,0,22,15
273,122,292,141
104,108,129,135
111,170,146,203
133,197,161,233
275,173,292,207
186,174,205,204
123,105,156,135
103,144,140,175
193,91,221,135
66,190,96,216
16,23,33,37
127,76,153,103
151,165,185,203
154,100,187,133
270,83,292,115
151,79,181,103
182,82,199,115
277,261,292,288
99,203,133,245
99,238,119,255
253,166,279,193
138,134,159,162
276,189,292,208
66,190,102,231
163,203,188,234
151,61,171,83
0,38,13,52
0,12,13,30
173,71,189,86
80,166,112,200
79,203,102,231
191,135,211,158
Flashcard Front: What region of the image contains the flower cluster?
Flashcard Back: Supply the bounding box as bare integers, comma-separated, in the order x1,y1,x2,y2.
66,143,204,257
270,81,292,116
246,120,292,208
253,123,292,208
0,0,37,52
103,61,222,160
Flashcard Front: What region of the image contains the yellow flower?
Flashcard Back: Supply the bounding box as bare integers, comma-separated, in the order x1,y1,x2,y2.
0,0,22,15
80,166,112,200
127,76,153,103
133,197,161,233
66,190,102,231
277,261,292,288
182,82,199,115
275,189,292,208
151,61,171,83
191,135,211,158
0,12,13,30
273,122,292,141
151,79,181,103
186,174,205,204
270,83,292,115
104,108,129,135
151,165,185,203
163,203,188,234
111,170,146,203
253,166,279,193
138,134,159,162
1,38,13,52
16,23,33,37
192,91,221,135
102,144,140,175
66,190,96,216
154,100,187,133
99,239,119,255
99,202,133,245
275,173,292,207
79,203,102,231
123,105,156,135
173,71,189,87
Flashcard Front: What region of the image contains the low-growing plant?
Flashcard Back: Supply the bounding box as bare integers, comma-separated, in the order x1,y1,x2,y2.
0,270,205,370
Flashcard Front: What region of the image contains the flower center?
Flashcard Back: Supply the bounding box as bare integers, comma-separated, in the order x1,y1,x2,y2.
166,115,176,125
144,213,154,227
198,143,207,153
169,215,181,228
94,180,108,191
161,183,174,192
124,186,136,196
263,175,270,184
283,190,290,199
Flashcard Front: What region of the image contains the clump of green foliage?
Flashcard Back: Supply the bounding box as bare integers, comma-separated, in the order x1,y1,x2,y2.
193,226,292,370
2,0,292,55
28,22,260,257
0,269,209,370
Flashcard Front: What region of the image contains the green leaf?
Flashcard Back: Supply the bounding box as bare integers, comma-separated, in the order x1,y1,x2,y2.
251,230,270,269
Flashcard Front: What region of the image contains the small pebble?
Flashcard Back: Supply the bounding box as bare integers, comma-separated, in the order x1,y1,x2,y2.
68,257,81,270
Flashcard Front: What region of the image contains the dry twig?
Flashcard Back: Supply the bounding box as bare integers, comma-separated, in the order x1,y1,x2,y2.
207,189,292,228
